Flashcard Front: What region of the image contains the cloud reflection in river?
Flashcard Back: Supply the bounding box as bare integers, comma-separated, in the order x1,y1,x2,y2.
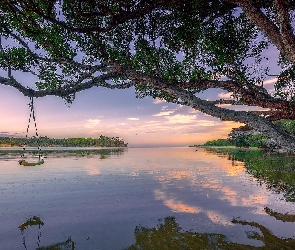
150,148,274,226
154,189,232,226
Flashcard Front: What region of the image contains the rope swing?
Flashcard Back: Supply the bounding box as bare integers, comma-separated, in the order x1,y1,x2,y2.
18,96,44,166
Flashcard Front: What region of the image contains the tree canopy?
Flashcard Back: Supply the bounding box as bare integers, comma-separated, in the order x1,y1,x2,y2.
1,0,295,151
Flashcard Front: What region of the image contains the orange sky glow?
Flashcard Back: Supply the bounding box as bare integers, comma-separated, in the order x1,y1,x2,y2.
0,76,276,147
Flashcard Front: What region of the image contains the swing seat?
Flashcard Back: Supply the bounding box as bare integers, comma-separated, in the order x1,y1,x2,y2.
18,159,44,166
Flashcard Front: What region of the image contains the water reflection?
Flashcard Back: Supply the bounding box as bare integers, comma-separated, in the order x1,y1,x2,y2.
36,238,74,250
17,208,295,250
19,216,44,249
127,213,295,250
1,147,295,249
18,216,74,250
204,147,295,202
0,147,126,159
265,207,295,222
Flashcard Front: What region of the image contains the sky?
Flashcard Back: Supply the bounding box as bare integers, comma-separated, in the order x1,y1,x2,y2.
0,41,281,147
0,76,278,147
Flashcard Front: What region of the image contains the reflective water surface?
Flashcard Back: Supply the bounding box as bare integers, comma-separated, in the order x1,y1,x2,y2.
0,147,295,249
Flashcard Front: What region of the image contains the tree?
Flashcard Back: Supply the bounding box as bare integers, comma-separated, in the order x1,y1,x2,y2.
1,0,295,152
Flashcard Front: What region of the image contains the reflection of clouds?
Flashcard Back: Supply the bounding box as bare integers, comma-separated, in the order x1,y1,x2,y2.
165,199,201,213
152,149,270,217
199,180,240,207
242,195,268,207
154,190,232,226
154,189,202,213
85,164,100,175
167,170,192,180
154,190,201,213
223,163,245,177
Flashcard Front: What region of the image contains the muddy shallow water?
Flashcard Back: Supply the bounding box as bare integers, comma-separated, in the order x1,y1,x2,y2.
0,147,295,249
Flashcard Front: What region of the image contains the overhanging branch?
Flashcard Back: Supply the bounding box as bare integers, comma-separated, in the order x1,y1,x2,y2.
274,0,295,63
0,73,135,98
227,0,295,64
125,69,295,151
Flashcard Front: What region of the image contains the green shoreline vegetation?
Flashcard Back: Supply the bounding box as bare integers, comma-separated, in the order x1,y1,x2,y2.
191,135,269,149
192,119,295,149
201,135,267,148
0,135,127,148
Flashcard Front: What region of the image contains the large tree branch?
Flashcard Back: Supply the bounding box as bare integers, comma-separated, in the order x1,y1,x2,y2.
208,99,242,105
178,79,295,111
274,0,295,62
196,99,295,121
227,0,295,63
0,72,135,98
125,69,295,151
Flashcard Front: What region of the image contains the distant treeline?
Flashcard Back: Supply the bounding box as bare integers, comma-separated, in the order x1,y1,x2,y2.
194,119,295,148
200,135,268,148
0,135,127,147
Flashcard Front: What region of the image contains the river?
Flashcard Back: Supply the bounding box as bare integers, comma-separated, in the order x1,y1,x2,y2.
0,147,295,249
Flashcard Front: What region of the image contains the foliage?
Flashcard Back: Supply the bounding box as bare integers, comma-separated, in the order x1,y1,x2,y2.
202,119,295,149
231,134,269,148
1,1,295,151
201,134,268,148
245,155,295,202
273,119,295,135
202,138,232,147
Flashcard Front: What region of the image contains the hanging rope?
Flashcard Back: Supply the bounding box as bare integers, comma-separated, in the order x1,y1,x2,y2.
19,96,44,166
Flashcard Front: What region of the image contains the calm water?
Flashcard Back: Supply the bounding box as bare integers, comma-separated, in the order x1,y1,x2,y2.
0,147,295,249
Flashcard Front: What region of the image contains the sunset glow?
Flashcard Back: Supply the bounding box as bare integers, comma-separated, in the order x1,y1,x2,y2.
0,76,277,146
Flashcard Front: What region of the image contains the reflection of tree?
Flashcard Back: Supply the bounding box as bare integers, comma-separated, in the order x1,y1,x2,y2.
19,216,44,249
231,218,295,249
36,237,75,250
127,216,295,250
204,147,295,202
19,216,44,231
0,148,125,160
18,216,75,250
265,207,295,223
